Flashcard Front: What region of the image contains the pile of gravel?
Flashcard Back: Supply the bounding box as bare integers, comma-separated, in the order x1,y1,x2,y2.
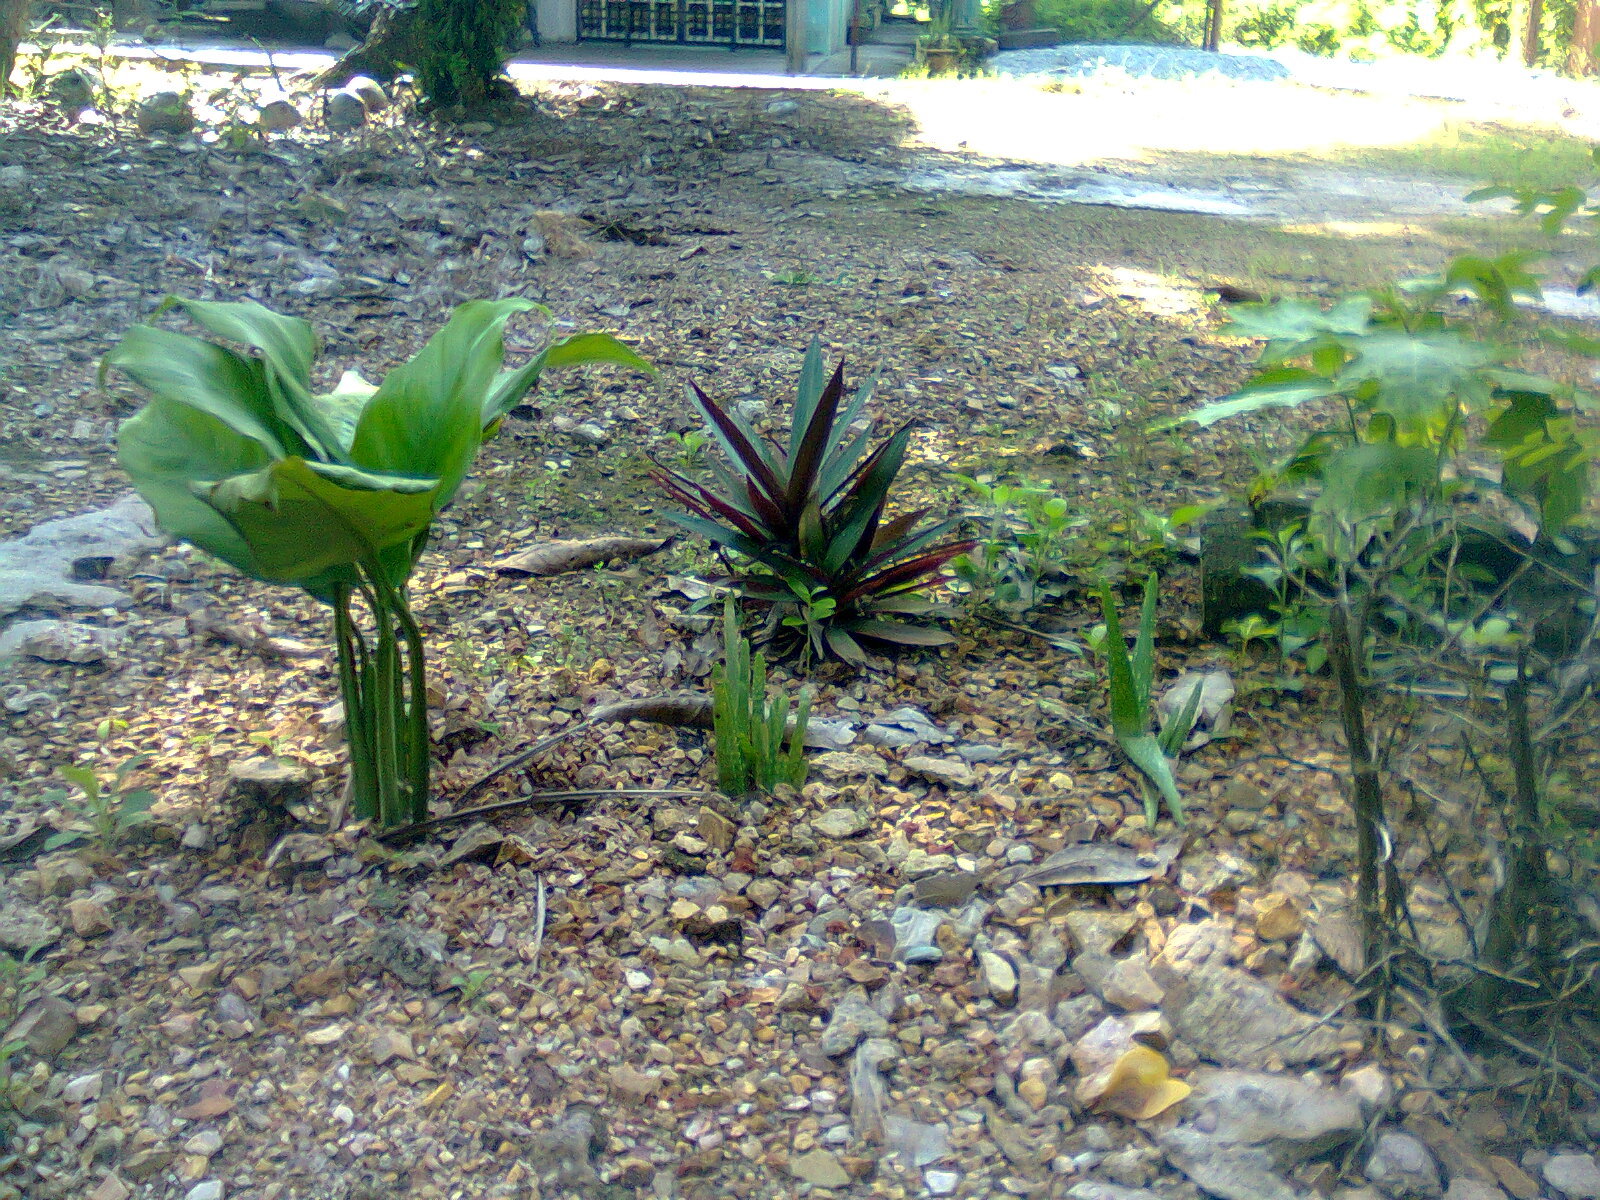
990,40,1600,115
991,42,1292,83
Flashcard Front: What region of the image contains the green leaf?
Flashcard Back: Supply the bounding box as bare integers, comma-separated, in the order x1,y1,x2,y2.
59,764,100,799
119,399,275,578
1166,374,1337,429
1313,442,1438,526
483,331,652,430
1337,329,1493,425
1122,732,1185,825
351,299,537,509
1098,582,1145,741
206,457,439,584
156,297,339,460
1221,295,1372,345
103,326,293,454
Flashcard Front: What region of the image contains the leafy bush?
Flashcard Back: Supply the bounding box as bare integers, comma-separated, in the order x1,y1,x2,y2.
951,475,1080,613
412,0,526,108
712,602,811,795
651,340,974,665
105,296,646,828
1164,233,1596,986
1025,0,1186,43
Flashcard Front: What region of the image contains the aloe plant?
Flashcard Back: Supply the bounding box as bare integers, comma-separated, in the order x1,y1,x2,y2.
104,296,647,827
651,339,974,665
712,601,811,796
1098,574,1186,826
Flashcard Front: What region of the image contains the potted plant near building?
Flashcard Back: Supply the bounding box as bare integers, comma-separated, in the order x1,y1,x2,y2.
919,14,962,73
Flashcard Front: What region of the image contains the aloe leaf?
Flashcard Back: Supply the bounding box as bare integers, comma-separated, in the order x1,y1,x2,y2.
1121,732,1186,825
1132,574,1158,716
1159,673,1206,758
1098,582,1145,740
838,540,974,605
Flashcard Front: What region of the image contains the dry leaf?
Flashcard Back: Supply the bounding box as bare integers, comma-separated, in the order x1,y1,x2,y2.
492,536,666,576
1086,1045,1191,1120
1018,839,1184,888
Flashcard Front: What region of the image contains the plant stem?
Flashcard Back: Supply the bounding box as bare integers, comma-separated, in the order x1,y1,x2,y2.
1328,596,1390,974
333,585,376,822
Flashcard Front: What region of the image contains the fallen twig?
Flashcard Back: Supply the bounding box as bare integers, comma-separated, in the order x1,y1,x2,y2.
378,787,711,844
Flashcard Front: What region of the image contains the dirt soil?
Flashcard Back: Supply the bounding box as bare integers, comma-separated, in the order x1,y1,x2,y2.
0,67,1595,1200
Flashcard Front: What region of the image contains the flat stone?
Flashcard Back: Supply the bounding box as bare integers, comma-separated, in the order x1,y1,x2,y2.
608,1063,662,1103
1365,1132,1443,1198
228,758,314,809
1063,909,1139,956
912,870,979,909
819,987,888,1057
1165,962,1343,1065
790,1149,851,1188
979,950,1018,1004
1545,1154,1600,1200
1255,893,1303,941
696,806,736,851
1445,1184,1507,1200
888,905,944,963
0,888,62,951
368,1028,414,1065
184,1183,224,1200
813,807,869,838
89,1176,132,1200
926,1169,961,1196
0,619,122,664
903,754,977,788
66,893,115,937
0,494,163,617
4,993,77,1057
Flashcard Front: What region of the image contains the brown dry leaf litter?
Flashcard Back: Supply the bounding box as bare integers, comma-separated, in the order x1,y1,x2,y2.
0,70,1593,1200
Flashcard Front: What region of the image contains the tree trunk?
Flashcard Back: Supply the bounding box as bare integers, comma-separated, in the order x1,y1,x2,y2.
1523,0,1544,64
1203,0,1223,51
1,0,28,98
1572,0,1598,73
311,6,421,89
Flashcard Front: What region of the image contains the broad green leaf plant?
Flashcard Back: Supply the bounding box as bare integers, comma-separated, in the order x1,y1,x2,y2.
104,296,648,828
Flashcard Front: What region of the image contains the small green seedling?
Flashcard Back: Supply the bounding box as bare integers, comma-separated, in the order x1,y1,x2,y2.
43,755,157,851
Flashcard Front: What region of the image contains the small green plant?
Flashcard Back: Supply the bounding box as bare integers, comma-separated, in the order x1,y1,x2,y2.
449,967,494,1006
0,946,46,1030
951,474,1081,612
104,297,647,828
1096,575,1186,826
651,338,974,664
43,756,157,851
667,429,709,471
770,269,822,288
712,602,811,796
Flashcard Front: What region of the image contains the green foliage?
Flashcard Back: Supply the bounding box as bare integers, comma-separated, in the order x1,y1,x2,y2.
1019,0,1186,44
950,475,1080,613
1166,263,1592,543
43,755,157,851
449,967,494,1006
712,602,811,796
1097,575,1186,826
651,339,974,665
412,0,526,109
105,296,646,828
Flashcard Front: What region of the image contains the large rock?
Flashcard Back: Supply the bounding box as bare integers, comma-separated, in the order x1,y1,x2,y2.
0,494,164,618
1545,1155,1600,1200
135,91,195,136
1163,960,1343,1065
1157,1068,1363,1200
0,620,122,664
1365,1132,1443,1198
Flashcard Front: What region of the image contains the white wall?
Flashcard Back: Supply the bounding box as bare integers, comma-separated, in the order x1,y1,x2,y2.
536,0,577,43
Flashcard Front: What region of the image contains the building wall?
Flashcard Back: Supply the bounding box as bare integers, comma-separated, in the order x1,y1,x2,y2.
533,0,845,52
